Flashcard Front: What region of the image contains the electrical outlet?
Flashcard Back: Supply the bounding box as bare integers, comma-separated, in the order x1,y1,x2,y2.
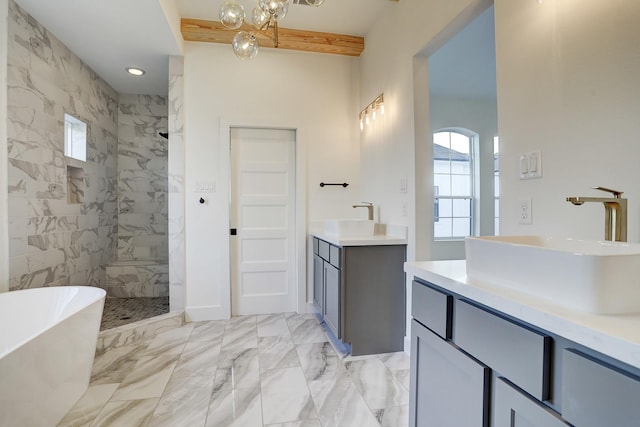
518,197,532,224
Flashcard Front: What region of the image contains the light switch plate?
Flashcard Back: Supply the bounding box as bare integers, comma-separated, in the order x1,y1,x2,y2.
519,155,529,178
519,150,542,180
195,181,216,193
400,178,408,194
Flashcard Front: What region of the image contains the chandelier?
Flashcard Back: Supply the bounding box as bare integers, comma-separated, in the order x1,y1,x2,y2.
219,0,326,60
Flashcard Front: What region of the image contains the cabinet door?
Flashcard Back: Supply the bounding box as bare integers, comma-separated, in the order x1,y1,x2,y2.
562,349,640,427
313,254,324,313
494,378,569,427
409,319,489,427
323,262,340,338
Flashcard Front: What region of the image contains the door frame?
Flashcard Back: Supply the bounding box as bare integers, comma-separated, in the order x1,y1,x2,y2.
220,118,307,316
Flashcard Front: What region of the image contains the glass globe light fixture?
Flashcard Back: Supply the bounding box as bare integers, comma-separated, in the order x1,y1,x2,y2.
259,0,280,12
219,0,324,61
259,0,289,20
232,31,259,60
272,1,289,21
219,1,245,30
251,6,269,28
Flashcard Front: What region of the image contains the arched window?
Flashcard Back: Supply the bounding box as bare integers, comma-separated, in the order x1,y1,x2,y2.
433,130,475,239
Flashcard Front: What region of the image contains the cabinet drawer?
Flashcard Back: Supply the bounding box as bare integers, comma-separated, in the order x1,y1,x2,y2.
494,378,569,427
318,239,330,261
562,349,640,427
329,245,340,268
411,281,452,339
454,300,551,400
313,237,319,255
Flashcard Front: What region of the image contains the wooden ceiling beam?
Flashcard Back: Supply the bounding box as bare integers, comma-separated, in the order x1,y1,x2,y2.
181,18,365,57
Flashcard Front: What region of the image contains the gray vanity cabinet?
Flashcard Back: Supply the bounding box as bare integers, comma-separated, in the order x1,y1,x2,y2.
323,261,340,338
494,378,570,427
313,236,406,355
561,349,640,427
312,254,324,316
313,239,341,339
410,278,640,427
410,319,490,427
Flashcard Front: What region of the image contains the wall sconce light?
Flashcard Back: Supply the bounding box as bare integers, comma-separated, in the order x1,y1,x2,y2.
359,94,384,132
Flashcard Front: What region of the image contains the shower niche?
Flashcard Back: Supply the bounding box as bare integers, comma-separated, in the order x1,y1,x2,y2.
66,165,84,204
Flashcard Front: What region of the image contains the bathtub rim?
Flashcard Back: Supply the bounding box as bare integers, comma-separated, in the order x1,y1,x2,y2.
0,285,106,359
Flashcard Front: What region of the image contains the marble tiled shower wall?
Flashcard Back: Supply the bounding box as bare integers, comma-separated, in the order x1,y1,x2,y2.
6,0,118,290
117,95,168,261
168,57,185,312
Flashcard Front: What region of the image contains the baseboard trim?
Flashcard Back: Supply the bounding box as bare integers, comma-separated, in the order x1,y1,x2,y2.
305,302,319,314
185,305,229,321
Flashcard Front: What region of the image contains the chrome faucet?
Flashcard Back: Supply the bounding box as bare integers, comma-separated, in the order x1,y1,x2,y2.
566,186,627,242
352,202,374,221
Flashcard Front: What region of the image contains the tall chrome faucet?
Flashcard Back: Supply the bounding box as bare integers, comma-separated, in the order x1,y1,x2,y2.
566,186,627,242
352,202,374,221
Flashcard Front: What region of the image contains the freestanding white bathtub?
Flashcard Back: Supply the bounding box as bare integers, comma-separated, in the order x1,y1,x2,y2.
0,286,106,426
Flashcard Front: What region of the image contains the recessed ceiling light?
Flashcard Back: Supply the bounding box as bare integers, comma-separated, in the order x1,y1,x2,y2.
126,67,146,76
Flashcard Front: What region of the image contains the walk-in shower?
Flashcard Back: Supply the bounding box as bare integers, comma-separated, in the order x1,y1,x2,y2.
101,95,170,330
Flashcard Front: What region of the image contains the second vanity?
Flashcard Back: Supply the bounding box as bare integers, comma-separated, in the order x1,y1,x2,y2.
312,224,407,356
405,259,640,427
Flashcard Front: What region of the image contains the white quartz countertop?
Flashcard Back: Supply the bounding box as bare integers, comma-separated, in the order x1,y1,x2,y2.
405,260,640,370
311,224,408,247
312,232,407,247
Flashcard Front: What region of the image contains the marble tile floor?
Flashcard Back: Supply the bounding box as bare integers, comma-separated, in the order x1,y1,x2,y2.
61,313,410,427
101,297,170,330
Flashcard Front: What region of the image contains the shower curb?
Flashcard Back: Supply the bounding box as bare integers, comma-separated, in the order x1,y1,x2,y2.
96,311,184,354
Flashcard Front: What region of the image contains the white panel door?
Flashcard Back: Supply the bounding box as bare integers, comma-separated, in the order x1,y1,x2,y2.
230,128,296,315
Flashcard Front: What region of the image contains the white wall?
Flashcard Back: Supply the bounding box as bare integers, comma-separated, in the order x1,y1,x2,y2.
359,0,490,351
0,0,8,293
361,0,640,352
495,0,640,241
182,43,360,320
359,0,490,263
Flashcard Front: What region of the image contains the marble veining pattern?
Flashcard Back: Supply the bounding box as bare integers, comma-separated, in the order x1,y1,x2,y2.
167,56,185,312
344,358,410,410
105,263,169,298
7,0,118,291
116,94,168,263
61,313,409,426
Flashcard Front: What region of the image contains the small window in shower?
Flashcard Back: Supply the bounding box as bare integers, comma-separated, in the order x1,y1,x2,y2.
64,113,87,162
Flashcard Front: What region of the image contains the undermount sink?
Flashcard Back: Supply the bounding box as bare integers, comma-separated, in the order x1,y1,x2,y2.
323,219,375,238
465,236,640,314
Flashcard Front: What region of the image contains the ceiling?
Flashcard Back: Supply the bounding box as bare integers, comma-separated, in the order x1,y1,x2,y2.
13,0,397,96
12,0,496,100
179,0,396,35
